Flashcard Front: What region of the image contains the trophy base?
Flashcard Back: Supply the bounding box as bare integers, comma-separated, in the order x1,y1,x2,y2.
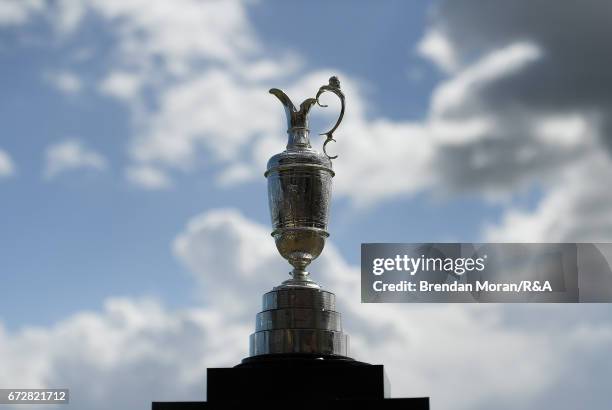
152,354,429,409
249,286,349,357
153,283,430,409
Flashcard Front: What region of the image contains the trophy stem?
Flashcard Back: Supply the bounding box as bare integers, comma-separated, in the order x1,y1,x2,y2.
276,268,320,290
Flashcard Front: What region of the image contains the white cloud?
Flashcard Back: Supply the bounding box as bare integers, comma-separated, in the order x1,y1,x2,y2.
173,210,612,409
0,297,250,409
44,139,107,180
430,42,541,117
173,209,283,317
44,70,82,94
0,0,466,207
50,0,297,190
14,208,589,409
533,114,592,148
417,29,459,73
125,64,440,205
0,211,611,410
236,54,303,82
129,69,282,168
13,0,436,205
99,71,142,101
5,0,612,243
486,152,612,241
0,0,43,26
411,0,612,238
2,1,612,409
26,0,606,248
125,165,171,190
216,163,255,187
0,149,15,178
77,1,550,210
52,0,85,34
87,0,258,73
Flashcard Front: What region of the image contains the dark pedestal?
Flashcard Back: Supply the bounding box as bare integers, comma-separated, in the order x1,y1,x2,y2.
153,354,429,409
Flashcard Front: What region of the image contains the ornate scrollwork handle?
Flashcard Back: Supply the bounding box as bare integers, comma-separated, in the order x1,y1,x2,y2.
315,76,345,160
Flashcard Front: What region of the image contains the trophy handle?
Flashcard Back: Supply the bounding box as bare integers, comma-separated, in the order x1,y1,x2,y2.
315,76,345,160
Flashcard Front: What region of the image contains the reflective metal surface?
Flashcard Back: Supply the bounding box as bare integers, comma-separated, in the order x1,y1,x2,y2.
262,287,336,310
250,287,349,357
315,76,345,160
265,76,344,287
250,328,348,356
249,76,349,357
256,309,342,331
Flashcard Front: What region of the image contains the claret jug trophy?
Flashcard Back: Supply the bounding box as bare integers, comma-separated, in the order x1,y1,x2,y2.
249,76,349,358
153,76,429,410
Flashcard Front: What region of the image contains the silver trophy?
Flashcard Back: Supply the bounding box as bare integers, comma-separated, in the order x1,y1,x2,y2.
156,75,428,410
249,76,349,357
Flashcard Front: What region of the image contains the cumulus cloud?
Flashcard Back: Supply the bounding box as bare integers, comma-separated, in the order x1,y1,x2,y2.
3,2,612,407
0,0,43,26
417,29,458,73
0,297,249,410
6,0,612,238
412,0,612,240
430,42,541,118
40,0,285,190
5,0,438,205
88,0,257,72
0,149,15,178
418,1,610,196
2,209,605,409
125,165,171,190
171,209,612,410
77,0,612,228
486,152,612,242
128,69,282,168
173,209,284,318
99,71,142,101
1,207,611,409
44,70,82,94
44,139,107,180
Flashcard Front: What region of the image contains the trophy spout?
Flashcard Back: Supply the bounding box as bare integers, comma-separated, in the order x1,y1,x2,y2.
270,76,345,157
269,88,317,150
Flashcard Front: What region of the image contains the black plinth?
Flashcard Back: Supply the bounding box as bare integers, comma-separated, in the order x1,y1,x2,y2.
153,354,429,409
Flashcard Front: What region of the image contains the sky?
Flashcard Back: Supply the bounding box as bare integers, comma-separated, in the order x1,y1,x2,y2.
1,1,612,409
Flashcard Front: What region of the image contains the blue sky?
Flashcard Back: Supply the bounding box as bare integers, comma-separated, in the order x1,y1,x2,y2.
1,1,612,410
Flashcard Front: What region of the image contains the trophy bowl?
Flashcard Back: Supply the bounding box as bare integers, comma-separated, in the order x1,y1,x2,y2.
272,226,329,274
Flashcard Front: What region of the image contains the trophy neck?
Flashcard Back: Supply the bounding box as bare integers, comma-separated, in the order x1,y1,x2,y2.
287,127,312,151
